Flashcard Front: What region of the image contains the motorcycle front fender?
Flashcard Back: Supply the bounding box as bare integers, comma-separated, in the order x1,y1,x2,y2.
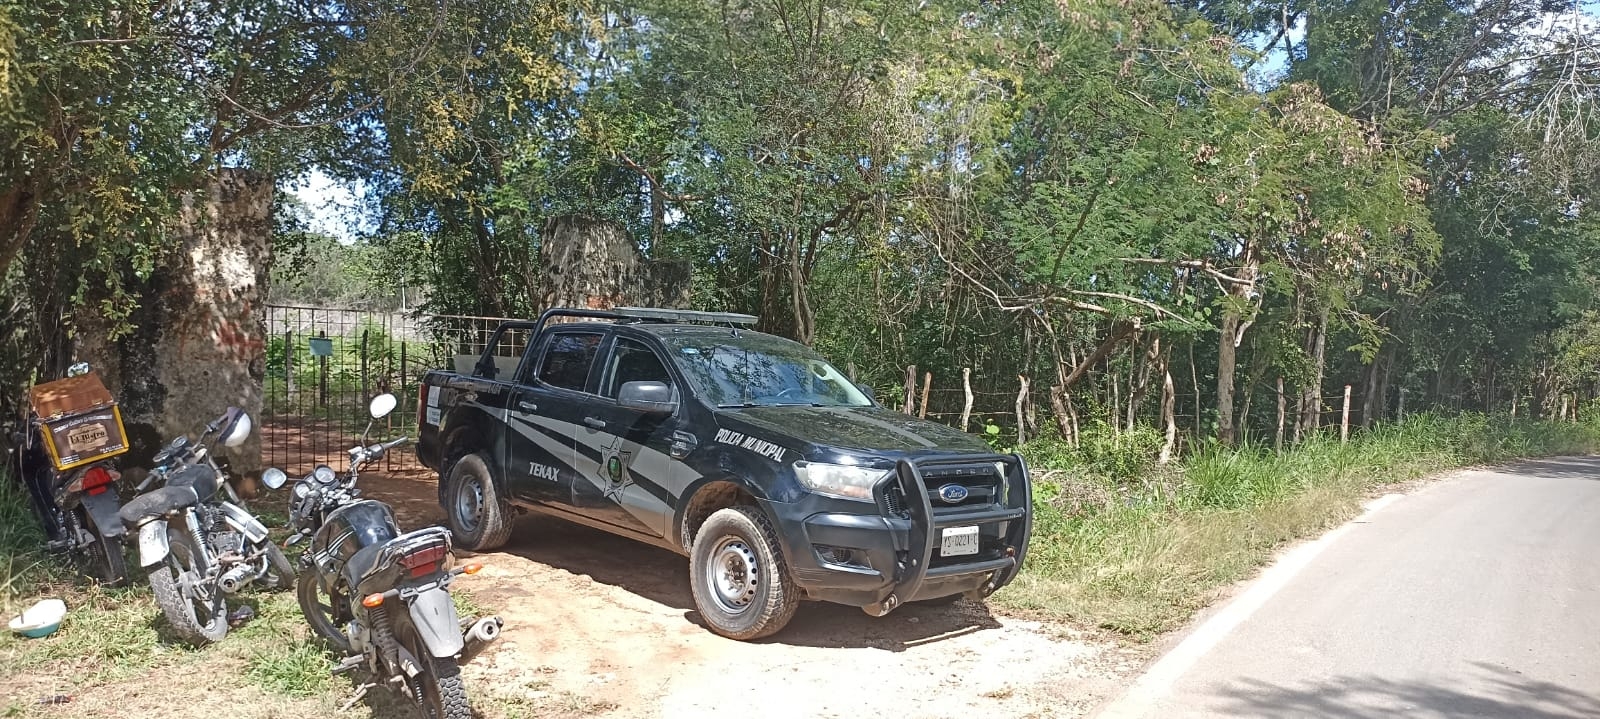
217,501,270,544
407,588,465,659
137,520,170,568
78,490,126,539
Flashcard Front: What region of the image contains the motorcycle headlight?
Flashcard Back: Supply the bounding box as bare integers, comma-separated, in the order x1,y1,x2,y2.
793,461,890,502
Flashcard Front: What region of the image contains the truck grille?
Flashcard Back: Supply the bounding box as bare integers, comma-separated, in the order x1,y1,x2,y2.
919,463,1003,509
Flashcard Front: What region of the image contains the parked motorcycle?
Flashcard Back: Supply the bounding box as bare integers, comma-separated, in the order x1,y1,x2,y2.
281,393,500,719
119,407,295,645
5,363,130,585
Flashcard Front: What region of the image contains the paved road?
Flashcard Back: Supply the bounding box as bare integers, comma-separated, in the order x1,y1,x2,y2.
1096,456,1600,719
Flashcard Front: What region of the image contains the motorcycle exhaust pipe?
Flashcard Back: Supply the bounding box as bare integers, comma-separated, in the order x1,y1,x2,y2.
217,565,254,594
458,615,503,665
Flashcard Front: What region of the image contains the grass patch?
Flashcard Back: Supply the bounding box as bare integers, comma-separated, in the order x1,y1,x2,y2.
999,413,1600,639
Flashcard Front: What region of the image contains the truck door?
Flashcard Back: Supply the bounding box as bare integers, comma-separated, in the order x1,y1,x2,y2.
505,329,606,506
567,336,683,537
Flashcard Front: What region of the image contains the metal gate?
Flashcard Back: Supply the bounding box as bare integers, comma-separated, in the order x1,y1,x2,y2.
261,305,514,476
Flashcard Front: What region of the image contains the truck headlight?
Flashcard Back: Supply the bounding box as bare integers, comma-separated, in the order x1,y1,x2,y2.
794,462,890,502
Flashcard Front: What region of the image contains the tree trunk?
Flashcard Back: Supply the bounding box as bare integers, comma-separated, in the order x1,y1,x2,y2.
1215,243,1260,446
1298,304,1330,438
0,182,40,282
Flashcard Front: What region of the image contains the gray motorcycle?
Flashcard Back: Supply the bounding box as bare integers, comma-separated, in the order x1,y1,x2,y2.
278,394,500,719
119,408,294,645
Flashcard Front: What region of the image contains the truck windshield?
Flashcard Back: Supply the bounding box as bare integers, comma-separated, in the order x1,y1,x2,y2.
664,334,871,408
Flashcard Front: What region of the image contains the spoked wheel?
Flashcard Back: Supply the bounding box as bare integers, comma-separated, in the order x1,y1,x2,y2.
396,615,470,719
147,520,227,645
296,572,353,654
75,508,128,587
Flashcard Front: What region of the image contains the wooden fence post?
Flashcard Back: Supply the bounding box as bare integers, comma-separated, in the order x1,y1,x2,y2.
1398,388,1407,420
1275,376,1285,453
959,368,973,432
919,371,932,419
1561,394,1570,422
1015,375,1029,446
847,362,857,383
903,365,916,415
1341,384,1352,443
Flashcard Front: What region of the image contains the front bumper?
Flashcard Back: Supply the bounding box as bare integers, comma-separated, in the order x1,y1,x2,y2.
769,454,1033,611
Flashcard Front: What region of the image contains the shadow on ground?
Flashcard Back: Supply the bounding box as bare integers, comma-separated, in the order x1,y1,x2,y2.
1492,455,1600,481
363,470,1004,652
1212,662,1600,718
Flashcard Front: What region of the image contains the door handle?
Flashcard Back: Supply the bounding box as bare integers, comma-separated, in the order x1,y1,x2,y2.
583,417,606,429
518,400,537,412
670,431,698,459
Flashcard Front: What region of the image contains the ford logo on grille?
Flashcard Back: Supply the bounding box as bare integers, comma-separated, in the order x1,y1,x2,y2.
937,483,970,504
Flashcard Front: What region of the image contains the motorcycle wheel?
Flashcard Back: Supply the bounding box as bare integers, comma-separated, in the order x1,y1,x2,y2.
397,619,470,719
148,520,228,645
260,542,295,590
296,571,354,654
75,507,128,587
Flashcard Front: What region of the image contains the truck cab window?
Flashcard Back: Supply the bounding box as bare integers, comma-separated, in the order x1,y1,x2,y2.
536,333,603,391
603,338,673,398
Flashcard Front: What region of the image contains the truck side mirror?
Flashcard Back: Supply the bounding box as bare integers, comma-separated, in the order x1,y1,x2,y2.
618,381,676,415
856,383,876,403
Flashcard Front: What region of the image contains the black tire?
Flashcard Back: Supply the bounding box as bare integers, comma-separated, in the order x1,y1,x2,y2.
397,617,470,719
77,508,128,587
260,542,295,590
148,521,228,645
444,453,512,551
688,506,798,641
296,571,354,653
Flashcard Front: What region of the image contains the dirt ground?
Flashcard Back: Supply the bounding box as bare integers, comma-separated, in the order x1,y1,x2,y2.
6,424,1146,718
359,469,1148,719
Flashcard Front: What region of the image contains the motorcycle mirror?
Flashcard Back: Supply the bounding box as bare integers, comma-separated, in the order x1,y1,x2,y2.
368,393,398,420
261,467,288,490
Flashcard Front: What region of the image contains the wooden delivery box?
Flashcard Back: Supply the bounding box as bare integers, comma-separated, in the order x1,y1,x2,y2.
27,372,129,471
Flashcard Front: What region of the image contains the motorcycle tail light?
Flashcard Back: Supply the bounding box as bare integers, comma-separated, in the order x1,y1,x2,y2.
400,542,448,578
74,466,117,495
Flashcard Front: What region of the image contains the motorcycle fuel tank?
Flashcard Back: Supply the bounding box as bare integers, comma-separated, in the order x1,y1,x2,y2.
309,499,401,578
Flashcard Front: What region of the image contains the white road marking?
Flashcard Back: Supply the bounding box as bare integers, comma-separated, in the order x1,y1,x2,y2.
1093,493,1407,719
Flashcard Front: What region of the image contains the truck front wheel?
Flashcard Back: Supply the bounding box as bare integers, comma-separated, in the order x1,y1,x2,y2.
688,506,798,640
445,454,514,551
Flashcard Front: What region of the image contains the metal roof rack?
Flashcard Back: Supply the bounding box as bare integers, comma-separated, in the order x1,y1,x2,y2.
611,307,758,326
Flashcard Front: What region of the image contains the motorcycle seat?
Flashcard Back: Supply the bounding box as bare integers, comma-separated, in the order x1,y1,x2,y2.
119,485,198,528
343,543,386,589
344,527,453,591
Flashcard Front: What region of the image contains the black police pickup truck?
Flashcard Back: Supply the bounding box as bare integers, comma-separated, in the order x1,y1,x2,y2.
415,307,1032,640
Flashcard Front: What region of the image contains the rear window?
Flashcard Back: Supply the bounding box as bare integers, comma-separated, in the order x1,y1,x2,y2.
537,333,603,391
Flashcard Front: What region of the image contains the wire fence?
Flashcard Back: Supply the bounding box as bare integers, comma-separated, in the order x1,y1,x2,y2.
259,304,1384,471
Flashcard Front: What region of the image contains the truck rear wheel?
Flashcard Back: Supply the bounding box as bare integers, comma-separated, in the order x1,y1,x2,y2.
688,506,798,640
445,454,513,551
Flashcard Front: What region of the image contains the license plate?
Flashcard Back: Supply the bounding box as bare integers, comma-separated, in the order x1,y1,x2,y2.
940,526,980,557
